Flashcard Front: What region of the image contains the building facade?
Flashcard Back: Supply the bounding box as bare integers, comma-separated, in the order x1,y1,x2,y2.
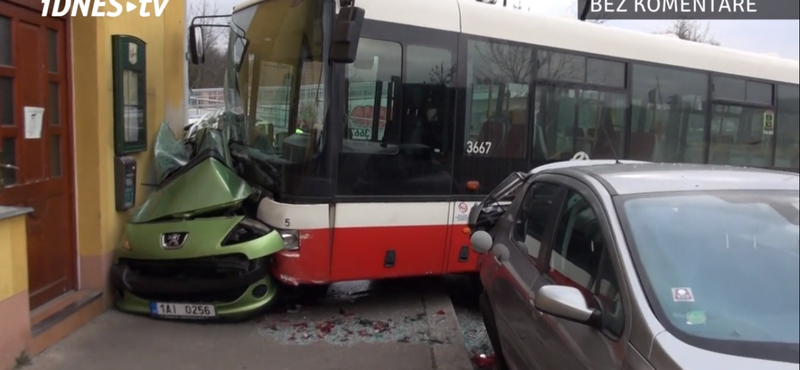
0,0,186,367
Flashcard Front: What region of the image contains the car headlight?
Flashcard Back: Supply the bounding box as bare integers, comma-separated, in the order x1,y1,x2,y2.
221,218,272,246
280,230,299,251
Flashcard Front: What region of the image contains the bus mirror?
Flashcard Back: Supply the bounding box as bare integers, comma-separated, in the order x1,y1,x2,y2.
188,25,205,65
330,6,365,63
187,14,232,65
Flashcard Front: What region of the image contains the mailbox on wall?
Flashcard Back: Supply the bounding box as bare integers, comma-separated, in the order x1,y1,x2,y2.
112,35,148,155
114,156,137,211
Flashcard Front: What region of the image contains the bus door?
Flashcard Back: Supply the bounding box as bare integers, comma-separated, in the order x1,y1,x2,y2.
449,37,538,274
330,23,459,281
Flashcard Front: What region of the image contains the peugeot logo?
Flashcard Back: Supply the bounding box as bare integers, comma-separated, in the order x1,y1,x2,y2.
160,232,188,249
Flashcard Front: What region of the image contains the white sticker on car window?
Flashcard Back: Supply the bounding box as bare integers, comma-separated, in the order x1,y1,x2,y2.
672,287,695,302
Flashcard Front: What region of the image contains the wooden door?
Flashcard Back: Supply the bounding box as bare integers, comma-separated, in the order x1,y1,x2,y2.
0,1,76,310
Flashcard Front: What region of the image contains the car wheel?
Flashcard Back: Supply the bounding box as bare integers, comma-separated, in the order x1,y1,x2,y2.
479,292,509,370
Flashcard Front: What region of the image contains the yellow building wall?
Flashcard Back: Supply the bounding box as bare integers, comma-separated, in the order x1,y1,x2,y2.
0,212,31,370
0,214,29,301
71,0,187,269
0,4,186,367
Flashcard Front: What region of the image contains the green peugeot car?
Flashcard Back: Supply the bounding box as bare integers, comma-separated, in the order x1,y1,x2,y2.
110,120,285,321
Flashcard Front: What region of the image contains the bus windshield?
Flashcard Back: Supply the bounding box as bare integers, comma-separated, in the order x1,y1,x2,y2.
224,0,331,174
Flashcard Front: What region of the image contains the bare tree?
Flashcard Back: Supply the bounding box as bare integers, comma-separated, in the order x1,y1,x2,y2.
475,42,535,84
427,62,457,85
656,19,721,45
187,0,229,89
472,40,583,85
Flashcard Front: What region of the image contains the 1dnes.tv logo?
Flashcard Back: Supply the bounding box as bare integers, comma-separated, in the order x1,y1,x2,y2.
41,0,170,17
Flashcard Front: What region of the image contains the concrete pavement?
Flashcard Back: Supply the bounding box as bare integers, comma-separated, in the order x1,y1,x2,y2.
23,279,475,370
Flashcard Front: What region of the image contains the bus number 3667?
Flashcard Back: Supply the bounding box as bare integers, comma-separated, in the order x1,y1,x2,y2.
466,141,492,155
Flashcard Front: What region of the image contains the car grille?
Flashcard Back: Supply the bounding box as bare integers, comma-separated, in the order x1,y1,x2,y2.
119,253,256,280
124,287,251,304
118,254,263,304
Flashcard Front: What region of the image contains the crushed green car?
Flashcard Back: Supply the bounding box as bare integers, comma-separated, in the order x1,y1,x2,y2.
110,118,284,321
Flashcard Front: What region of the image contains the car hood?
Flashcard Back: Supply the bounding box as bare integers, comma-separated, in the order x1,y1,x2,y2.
649,331,799,370
130,157,253,223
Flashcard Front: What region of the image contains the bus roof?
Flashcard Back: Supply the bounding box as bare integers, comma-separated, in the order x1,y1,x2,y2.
364,0,799,84
231,0,799,85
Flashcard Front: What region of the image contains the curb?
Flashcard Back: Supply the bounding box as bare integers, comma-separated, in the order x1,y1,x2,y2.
424,291,474,370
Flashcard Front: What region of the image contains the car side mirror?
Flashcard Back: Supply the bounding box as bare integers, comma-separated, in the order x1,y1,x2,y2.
534,285,603,328
467,201,482,230
470,230,493,254
188,25,205,65
329,6,365,63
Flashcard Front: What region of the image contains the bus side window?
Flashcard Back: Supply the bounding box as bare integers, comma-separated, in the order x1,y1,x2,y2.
709,77,774,168
464,39,532,159
630,64,708,163
775,84,799,170
337,38,456,197
404,44,454,154
533,51,627,162
344,38,402,143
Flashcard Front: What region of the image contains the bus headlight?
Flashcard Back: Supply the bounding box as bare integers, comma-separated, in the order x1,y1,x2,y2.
222,218,272,246
280,230,299,251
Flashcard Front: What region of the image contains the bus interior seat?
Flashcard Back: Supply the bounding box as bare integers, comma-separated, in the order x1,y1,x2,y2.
502,110,527,158
629,131,657,161
504,124,526,158
399,86,428,146
478,120,506,152
381,117,401,147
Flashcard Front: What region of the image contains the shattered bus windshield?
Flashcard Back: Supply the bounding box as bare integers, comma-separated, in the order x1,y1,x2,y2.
224,0,331,175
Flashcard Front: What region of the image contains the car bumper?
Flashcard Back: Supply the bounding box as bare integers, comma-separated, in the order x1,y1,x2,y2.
110,256,278,320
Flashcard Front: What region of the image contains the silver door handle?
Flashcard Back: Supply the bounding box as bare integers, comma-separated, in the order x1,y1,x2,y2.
0,164,19,170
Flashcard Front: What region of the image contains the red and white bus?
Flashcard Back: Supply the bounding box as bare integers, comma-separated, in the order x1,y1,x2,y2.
216,0,799,290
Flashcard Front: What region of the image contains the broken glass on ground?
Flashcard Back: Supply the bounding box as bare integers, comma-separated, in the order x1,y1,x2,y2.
256,308,450,347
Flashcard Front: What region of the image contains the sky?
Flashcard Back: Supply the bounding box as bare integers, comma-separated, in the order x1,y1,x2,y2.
200,0,799,61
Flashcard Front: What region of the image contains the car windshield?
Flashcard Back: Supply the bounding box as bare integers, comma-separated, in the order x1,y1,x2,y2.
619,190,799,361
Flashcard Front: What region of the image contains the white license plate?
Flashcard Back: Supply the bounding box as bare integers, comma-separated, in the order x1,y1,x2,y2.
150,302,216,319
